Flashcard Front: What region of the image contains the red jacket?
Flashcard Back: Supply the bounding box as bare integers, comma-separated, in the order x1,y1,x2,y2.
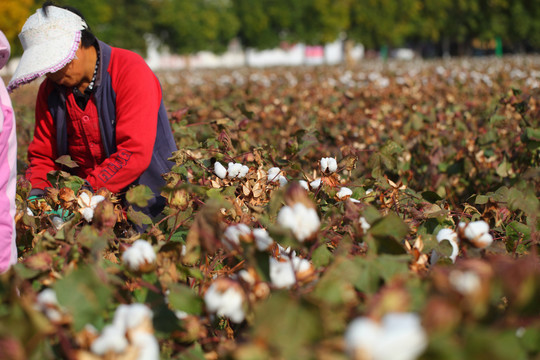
27,41,177,216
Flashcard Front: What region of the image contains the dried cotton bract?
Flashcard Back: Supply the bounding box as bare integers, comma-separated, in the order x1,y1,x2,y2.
277,203,320,242
204,278,246,323
122,240,156,272
345,312,428,360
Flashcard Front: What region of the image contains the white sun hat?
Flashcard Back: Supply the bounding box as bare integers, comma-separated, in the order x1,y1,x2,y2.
7,6,88,92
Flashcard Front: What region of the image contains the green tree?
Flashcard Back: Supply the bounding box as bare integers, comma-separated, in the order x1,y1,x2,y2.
153,0,239,55
348,0,421,49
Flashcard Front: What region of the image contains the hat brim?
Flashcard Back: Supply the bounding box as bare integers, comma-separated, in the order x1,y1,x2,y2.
7,31,81,92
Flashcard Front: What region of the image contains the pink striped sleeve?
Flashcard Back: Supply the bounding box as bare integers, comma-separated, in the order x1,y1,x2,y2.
0,76,17,273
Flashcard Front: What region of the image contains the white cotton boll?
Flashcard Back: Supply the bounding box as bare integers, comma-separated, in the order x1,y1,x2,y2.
459,221,493,248
80,207,94,222
125,303,153,330
238,270,256,285
337,187,353,199
359,217,371,233
238,165,250,178
204,281,245,323
174,310,189,320
310,178,321,189
376,313,428,360
449,270,481,296
223,223,251,249
26,207,34,216
269,257,296,289
277,203,320,242
365,188,374,195
37,288,59,306
122,240,156,271
90,324,129,355
214,161,227,179
78,193,105,222
320,157,328,172
327,158,338,172
51,216,65,230
345,317,381,358
299,180,309,191
253,228,274,251
131,332,160,360
78,192,91,207
292,256,312,274
278,175,288,187
345,313,427,360
432,228,460,263
227,162,242,178
90,195,105,207
267,167,281,182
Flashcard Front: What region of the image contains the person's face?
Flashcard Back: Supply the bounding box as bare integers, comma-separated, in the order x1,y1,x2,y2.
45,46,85,87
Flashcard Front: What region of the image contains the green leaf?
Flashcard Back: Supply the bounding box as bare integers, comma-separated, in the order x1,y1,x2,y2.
369,213,409,254
126,185,154,207
422,191,442,203
474,195,490,205
253,292,322,359
53,266,112,331
127,206,153,227
167,283,203,316
312,244,332,268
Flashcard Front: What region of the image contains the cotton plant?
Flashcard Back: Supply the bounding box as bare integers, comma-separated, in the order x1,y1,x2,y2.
267,167,288,187
277,202,320,242
204,277,246,323
77,191,105,222
431,228,460,264
121,239,156,273
344,312,428,360
90,303,159,360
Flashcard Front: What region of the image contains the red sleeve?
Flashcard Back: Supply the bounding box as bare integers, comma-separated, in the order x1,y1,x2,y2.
84,48,162,193
26,80,59,190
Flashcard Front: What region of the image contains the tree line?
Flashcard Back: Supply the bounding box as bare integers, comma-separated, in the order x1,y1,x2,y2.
1,0,539,57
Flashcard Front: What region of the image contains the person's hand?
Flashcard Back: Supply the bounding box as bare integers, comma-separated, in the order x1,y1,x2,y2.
47,207,73,221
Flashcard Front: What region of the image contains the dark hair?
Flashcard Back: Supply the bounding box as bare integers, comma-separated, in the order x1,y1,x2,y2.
42,1,97,47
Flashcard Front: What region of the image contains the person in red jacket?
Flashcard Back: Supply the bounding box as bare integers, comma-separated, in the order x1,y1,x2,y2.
8,2,178,219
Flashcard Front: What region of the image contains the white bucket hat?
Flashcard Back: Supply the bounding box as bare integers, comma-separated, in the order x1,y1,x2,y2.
7,6,88,92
